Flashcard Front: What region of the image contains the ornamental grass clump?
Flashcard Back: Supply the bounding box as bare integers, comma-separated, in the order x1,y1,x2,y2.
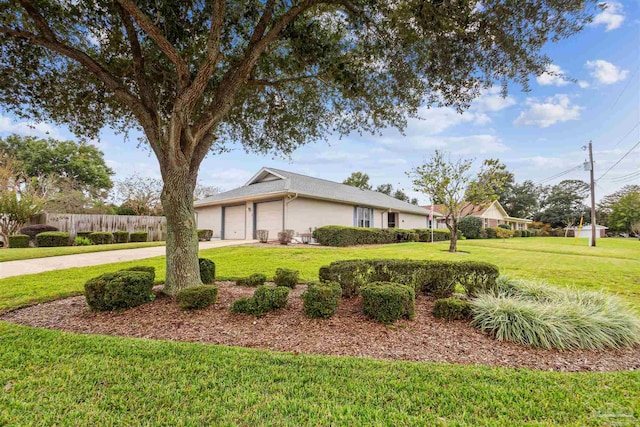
471,277,640,350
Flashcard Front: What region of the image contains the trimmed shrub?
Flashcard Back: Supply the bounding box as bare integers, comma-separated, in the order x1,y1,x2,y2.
301,282,342,318
130,231,148,242
522,230,530,237
113,231,130,243
73,237,92,246
485,227,497,238
231,285,290,316
318,259,498,299
88,232,113,245
278,229,294,245
413,228,462,242
471,277,640,350
256,229,269,243
496,227,514,240
121,266,156,282
361,282,415,324
199,258,216,284
19,224,58,240
313,225,396,247
513,230,522,237
76,230,93,239
498,224,511,230
274,268,299,288
236,273,267,287
433,298,472,321
176,285,218,310
456,261,499,297
197,229,213,241
35,231,70,247
458,216,483,239
84,270,155,311
8,234,30,248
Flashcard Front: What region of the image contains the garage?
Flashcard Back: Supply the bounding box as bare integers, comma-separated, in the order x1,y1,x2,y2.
254,199,284,241
222,204,246,239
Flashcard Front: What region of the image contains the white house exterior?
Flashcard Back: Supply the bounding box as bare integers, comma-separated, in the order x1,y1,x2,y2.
194,167,436,240
564,224,608,238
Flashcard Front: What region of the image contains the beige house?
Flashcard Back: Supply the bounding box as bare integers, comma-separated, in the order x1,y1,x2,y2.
194,167,433,240
429,200,532,230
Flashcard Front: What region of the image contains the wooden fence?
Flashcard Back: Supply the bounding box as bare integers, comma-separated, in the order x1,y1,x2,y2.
30,213,167,241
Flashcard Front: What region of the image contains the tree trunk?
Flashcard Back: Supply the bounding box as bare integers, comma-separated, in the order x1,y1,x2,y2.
161,167,202,295
449,220,458,253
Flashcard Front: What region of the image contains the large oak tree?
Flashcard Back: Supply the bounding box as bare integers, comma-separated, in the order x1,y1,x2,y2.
0,0,594,293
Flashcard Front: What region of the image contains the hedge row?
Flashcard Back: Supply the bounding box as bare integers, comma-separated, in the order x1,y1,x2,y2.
319,259,499,299
312,225,461,247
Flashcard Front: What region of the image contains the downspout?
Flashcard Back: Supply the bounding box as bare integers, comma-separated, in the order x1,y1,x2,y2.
284,192,299,232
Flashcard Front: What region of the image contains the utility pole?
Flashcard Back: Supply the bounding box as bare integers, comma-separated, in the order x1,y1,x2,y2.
587,141,596,247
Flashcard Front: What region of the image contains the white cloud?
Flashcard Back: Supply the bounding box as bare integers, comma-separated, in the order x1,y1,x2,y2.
379,134,508,155
203,168,253,191
591,2,625,31
473,87,517,112
513,95,581,128
585,59,629,84
578,80,590,89
0,115,62,139
536,64,569,87
377,158,408,166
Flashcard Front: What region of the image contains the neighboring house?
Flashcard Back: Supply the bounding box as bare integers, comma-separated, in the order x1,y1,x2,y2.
194,167,436,240
564,224,608,238
427,200,532,230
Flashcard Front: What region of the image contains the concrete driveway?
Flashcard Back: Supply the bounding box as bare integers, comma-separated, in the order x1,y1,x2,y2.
0,240,256,279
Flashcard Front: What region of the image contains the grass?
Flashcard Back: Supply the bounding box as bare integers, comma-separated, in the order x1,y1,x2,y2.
0,237,639,425
1,237,639,313
0,241,165,262
1,322,638,426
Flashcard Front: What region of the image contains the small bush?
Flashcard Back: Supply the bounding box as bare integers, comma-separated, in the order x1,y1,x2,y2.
84,270,155,311
433,298,472,321
361,282,415,324
199,258,216,284
89,232,113,245
498,224,511,230
121,266,156,282
231,285,290,316
513,230,522,237
76,231,92,239
256,229,269,243
8,234,30,248
278,229,294,245
130,231,148,242
485,227,497,238
413,228,462,242
197,229,213,241
35,231,70,247
73,237,92,246
112,231,130,243
459,216,483,239
301,282,342,318
19,224,58,240
274,268,299,288
236,273,267,287
176,285,218,310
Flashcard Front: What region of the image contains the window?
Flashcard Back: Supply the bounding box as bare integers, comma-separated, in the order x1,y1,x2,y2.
483,218,489,229
355,207,373,228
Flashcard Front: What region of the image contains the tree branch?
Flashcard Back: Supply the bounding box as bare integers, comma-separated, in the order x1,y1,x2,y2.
116,0,190,90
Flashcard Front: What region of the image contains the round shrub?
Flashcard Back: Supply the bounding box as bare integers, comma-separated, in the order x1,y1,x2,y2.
121,266,156,282
176,285,218,310
231,297,257,314
513,230,522,237
197,229,213,241
129,231,148,242
433,298,472,321
361,282,415,324
199,258,216,284
301,282,341,318
231,285,290,316
8,234,30,248
485,227,498,238
89,232,113,245
36,231,70,247
274,268,299,288
498,224,511,230
84,270,155,311
458,216,483,239
19,224,58,240
113,231,130,243
236,273,266,287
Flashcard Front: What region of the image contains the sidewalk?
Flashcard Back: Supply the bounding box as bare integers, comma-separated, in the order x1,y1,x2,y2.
0,240,256,279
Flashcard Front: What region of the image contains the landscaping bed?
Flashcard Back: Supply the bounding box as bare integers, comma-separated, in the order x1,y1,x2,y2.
2,282,638,372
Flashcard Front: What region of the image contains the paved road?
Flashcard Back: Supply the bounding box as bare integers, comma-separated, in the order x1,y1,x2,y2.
0,240,256,279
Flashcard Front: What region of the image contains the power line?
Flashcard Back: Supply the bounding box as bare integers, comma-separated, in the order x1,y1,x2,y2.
612,121,640,149
536,164,583,185
611,172,640,183
596,140,640,182
610,69,637,111
610,170,640,181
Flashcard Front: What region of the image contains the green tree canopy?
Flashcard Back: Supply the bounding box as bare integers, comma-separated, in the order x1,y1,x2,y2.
500,180,541,219
536,180,590,228
609,191,640,233
343,172,372,190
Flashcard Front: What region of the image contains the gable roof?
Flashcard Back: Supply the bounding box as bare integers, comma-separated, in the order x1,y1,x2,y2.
424,200,531,222
195,167,429,215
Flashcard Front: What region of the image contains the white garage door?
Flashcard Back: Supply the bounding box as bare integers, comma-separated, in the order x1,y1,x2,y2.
255,200,283,241
223,205,246,239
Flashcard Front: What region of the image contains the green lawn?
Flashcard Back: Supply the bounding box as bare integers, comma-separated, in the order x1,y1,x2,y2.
0,241,165,262
0,237,638,425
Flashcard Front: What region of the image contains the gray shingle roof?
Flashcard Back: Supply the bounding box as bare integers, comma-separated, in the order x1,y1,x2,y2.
195,167,428,215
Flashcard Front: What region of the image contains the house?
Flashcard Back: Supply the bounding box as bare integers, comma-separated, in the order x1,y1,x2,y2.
194,167,436,240
564,224,608,238
427,200,532,230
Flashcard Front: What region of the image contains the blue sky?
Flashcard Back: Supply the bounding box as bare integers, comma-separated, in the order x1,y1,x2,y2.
1,1,638,204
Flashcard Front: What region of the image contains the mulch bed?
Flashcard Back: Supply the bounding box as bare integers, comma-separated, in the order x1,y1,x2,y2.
2,282,638,372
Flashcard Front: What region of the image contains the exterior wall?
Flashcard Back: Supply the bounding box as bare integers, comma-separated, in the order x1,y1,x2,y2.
285,197,354,234
373,208,386,229
195,205,222,238
398,212,428,229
